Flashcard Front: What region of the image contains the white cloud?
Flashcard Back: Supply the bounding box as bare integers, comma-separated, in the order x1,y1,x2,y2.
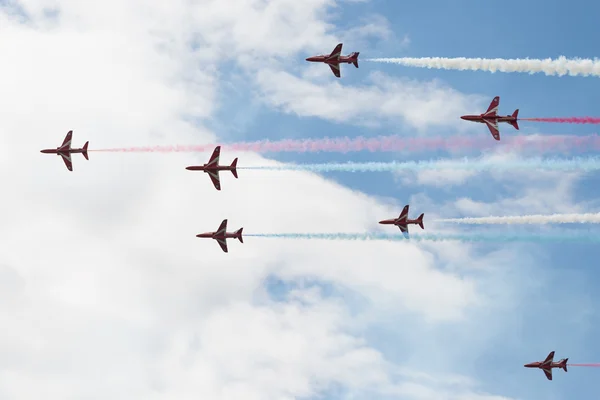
397,168,478,187
254,70,485,130
0,1,528,399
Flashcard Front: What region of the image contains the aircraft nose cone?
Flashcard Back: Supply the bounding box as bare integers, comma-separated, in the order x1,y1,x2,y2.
185,166,192,170
460,116,467,120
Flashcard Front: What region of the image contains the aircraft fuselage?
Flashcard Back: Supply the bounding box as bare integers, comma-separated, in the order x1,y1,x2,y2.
379,218,420,226
196,232,239,240
40,147,86,154
460,115,517,123
185,164,234,172
305,55,357,65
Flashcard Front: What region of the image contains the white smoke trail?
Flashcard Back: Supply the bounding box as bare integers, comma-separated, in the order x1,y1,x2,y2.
437,213,600,225
366,56,600,77
246,232,600,243
239,157,600,172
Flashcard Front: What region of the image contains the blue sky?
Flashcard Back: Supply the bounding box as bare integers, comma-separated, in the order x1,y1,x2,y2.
211,1,600,398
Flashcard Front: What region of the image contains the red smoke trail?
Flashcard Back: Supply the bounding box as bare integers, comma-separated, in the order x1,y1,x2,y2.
522,117,600,124
89,134,600,154
568,363,600,367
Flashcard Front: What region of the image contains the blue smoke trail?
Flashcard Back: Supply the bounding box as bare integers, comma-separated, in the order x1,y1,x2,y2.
238,157,600,172
245,232,600,243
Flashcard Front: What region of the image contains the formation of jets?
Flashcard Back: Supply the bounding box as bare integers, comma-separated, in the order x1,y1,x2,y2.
40,131,427,253
40,44,576,382
524,351,568,381
306,45,520,140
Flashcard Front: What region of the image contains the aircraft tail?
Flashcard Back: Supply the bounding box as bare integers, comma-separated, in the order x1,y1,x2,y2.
352,52,359,68
236,227,244,243
82,141,89,160
230,158,238,178
417,213,425,229
509,110,520,130
561,358,568,372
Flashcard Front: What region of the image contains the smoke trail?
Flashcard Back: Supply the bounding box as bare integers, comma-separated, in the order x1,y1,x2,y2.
245,232,600,243
522,117,600,124
437,213,600,225
568,364,600,367
91,136,490,153
365,56,600,77
90,134,600,155
239,157,600,173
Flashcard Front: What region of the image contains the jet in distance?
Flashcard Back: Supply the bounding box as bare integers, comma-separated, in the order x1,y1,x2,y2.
186,146,238,191
460,96,519,140
379,205,424,238
41,130,89,171
196,219,243,253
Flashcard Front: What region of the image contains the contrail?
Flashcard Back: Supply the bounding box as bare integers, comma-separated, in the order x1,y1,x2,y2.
437,213,600,225
365,56,600,77
569,364,600,367
90,134,600,155
245,232,600,243
522,117,600,124
239,157,600,173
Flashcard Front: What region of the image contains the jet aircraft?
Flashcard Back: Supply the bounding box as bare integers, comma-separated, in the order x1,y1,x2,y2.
524,351,568,381
40,130,89,171
185,146,238,191
460,96,519,140
379,205,424,238
305,43,359,78
196,219,243,253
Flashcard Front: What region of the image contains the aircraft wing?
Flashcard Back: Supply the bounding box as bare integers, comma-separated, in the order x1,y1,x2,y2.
543,368,552,380
60,152,73,171
483,96,499,117
206,146,220,167
60,130,73,150
216,238,228,253
328,63,341,78
398,224,409,238
216,219,228,235
542,351,555,365
328,43,343,59
398,205,409,221
207,170,221,190
484,120,500,140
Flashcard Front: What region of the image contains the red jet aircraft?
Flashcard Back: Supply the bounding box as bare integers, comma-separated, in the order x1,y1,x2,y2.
305,43,359,78
460,96,519,140
196,219,243,253
379,205,424,238
185,146,238,191
524,351,568,381
40,130,89,171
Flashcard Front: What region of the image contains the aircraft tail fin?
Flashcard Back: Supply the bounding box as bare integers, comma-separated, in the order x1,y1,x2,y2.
236,228,244,243
509,109,520,130
230,158,238,178
417,213,425,229
82,141,89,160
561,358,568,372
352,52,359,68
